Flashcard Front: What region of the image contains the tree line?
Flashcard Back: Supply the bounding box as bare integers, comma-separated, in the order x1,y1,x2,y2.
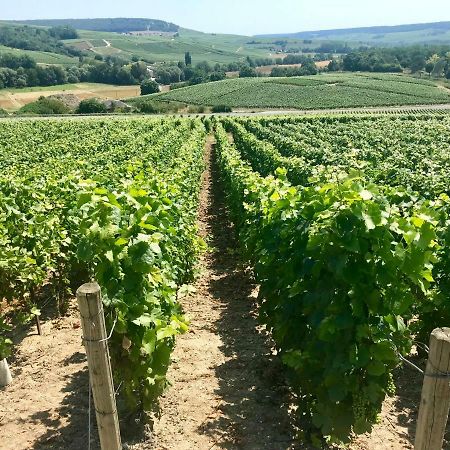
0,24,80,56
0,53,152,89
152,52,322,87
331,45,450,77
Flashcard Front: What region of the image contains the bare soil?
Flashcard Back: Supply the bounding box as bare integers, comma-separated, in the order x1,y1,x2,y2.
0,302,98,450
1,138,449,449
149,137,295,450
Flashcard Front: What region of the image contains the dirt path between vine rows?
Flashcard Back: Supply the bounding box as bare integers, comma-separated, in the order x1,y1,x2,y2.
150,137,296,449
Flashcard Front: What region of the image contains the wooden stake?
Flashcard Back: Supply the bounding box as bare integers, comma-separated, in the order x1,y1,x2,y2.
76,282,122,450
35,315,42,336
414,327,450,450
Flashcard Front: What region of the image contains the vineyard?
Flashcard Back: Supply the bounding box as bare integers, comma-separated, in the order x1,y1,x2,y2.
147,73,450,110
0,117,206,414
1,113,450,448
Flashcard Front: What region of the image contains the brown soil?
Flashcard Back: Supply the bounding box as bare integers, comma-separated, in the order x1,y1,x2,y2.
1,138,449,449
148,137,296,449
0,301,98,450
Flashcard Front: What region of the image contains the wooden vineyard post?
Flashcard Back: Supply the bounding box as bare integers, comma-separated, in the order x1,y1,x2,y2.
414,328,450,450
35,315,42,336
76,282,122,450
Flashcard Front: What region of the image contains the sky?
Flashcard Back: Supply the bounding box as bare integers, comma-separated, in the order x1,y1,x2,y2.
2,0,450,35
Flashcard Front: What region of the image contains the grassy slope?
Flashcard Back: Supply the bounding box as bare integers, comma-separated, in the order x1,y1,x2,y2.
135,73,450,110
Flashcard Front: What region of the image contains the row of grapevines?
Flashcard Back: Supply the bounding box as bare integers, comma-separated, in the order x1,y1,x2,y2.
226,114,450,344
240,114,450,198
214,119,438,443
0,117,206,414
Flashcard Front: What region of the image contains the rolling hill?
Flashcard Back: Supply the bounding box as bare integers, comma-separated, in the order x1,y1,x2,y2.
0,20,275,65
258,21,450,46
63,28,275,64
1,18,450,69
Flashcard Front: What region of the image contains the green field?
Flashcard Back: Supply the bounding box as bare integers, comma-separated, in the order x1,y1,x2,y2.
2,105,450,447
142,73,450,110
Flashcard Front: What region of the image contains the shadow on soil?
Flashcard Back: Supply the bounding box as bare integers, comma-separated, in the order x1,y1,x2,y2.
390,357,450,449
26,354,100,450
197,144,296,449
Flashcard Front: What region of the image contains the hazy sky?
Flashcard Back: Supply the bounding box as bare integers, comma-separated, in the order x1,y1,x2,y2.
2,0,450,35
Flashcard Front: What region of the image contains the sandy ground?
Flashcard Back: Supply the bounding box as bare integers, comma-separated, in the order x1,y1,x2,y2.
0,84,140,111
0,301,98,450
0,138,449,449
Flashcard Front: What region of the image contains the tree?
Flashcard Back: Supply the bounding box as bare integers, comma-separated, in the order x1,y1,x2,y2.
246,56,256,67
195,61,212,73
76,98,107,114
239,65,257,78
410,54,426,73
328,59,341,72
140,79,160,95
425,54,441,77
209,71,226,82
185,52,192,66
425,62,435,77
130,61,148,81
299,60,318,75
116,66,135,85
49,25,79,40
18,96,71,115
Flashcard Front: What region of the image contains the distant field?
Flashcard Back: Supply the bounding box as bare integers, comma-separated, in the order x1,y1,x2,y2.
0,83,140,111
143,73,450,110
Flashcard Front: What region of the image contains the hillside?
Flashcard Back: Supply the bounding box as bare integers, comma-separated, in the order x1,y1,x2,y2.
259,21,450,46
0,20,275,65
65,28,274,64
135,72,450,110
9,18,179,33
